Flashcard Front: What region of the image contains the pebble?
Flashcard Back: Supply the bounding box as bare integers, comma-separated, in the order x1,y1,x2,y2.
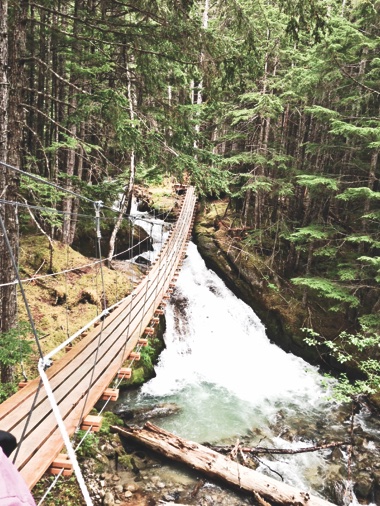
163,493,176,501
125,484,138,492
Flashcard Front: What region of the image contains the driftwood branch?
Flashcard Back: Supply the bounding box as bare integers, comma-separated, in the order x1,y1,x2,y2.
208,440,349,456
111,422,337,506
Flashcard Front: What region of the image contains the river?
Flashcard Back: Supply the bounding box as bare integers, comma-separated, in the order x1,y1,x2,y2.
117,211,379,505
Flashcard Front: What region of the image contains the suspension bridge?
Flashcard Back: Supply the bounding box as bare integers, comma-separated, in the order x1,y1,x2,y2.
0,183,196,502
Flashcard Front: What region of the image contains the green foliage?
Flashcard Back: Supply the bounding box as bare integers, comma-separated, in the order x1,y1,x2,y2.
286,225,331,243
19,176,64,230
291,277,359,308
0,383,18,403
346,235,380,248
313,246,338,258
242,179,273,194
303,326,380,402
75,430,98,459
135,164,164,185
304,105,340,121
0,322,34,369
296,175,338,191
230,92,283,125
99,411,124,435
336,187,380,201
139,342,157,371
330,119,380,143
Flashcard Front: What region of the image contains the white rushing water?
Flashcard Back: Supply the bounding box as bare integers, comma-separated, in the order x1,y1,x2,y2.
129,201,171,265
121,240,345,496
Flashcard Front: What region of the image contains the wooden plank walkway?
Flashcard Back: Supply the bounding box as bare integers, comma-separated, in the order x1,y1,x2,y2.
0,186,197,490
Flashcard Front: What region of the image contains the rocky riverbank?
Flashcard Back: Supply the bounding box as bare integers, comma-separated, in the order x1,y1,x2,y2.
33,396,380,506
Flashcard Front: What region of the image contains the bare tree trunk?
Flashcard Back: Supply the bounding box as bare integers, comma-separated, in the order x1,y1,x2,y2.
107,62,136,265
0,0,8,165
0,0,28,383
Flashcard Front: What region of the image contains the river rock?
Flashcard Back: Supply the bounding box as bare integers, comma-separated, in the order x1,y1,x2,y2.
162,493,176,502
103,491,115,505
354,471,374,500
125,484,138,492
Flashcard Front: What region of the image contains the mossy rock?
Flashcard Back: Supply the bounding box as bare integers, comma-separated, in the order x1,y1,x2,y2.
117,454,135,470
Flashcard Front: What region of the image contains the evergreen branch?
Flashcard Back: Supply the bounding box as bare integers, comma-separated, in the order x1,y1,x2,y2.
22,57,90,95
23,87,73,109
31,19,197,65
334,56,380,97
30,2,158,32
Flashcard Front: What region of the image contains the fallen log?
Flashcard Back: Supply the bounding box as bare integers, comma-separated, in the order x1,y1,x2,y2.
111,422,336,506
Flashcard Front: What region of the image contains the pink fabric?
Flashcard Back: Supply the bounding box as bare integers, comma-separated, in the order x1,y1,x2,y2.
0,447,36,505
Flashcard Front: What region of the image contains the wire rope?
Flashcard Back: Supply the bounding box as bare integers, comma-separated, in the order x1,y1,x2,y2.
64,244,70,339
36,469,64,506
0,160,94,204
12,379,43,465
37,360,93,506
0,234,152,288
0,196,173,225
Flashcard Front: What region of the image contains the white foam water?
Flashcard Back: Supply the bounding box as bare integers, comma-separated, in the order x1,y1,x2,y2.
117,242,343,497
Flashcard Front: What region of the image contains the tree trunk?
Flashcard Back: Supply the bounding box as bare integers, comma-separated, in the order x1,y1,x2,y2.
107,62,136,265
112,423,336,506
62,0,82,245
0,0,9,165
0,0,28,383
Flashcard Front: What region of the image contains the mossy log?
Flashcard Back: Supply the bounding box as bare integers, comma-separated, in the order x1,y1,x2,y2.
111,422,336,506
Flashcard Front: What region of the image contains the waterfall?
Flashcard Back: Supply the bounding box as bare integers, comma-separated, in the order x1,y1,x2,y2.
118,233,379,505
